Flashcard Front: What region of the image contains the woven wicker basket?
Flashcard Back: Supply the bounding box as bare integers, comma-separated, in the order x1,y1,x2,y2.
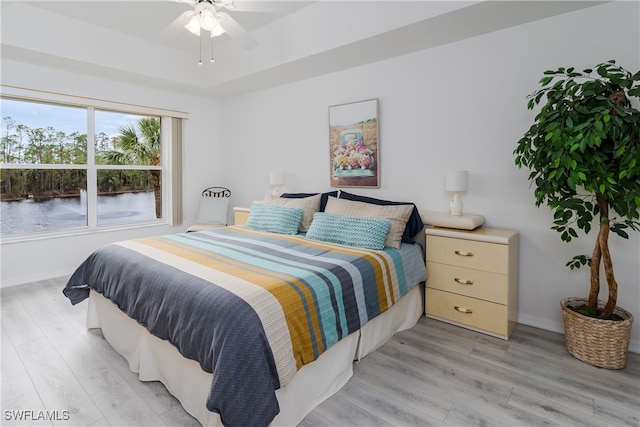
561,297,634,369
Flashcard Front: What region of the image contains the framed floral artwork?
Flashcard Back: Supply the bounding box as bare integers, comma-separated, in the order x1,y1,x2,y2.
329,98,379,188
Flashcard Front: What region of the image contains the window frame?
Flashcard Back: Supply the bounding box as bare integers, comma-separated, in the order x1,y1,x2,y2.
0,85,185,242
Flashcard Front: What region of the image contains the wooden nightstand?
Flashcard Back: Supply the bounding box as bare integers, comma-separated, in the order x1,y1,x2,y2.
425,227,519,339
233,207,250,225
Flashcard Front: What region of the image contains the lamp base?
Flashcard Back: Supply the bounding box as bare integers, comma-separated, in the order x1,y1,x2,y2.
449,192,463,216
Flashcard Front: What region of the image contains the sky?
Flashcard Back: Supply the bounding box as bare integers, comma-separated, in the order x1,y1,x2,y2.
1,98,146,138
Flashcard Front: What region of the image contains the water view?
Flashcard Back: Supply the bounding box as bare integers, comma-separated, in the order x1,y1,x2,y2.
1,191,157,236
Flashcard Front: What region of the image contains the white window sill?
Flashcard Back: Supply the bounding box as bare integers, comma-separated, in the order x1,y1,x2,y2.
0,220,169,245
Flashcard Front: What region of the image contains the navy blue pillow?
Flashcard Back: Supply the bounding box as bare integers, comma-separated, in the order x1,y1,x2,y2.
280,191,339,212
338,191,424,242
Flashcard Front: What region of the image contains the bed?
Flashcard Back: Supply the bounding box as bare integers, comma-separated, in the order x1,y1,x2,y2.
63,192,427,426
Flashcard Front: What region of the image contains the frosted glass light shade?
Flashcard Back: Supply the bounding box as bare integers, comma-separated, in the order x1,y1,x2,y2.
445,170,468,192
200,10,216,31
185,15,201,35
210,21,226,37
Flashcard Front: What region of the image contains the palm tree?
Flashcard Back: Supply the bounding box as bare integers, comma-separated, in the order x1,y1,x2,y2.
102,117,162,218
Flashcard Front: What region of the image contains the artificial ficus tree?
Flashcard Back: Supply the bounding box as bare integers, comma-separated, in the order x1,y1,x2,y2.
514,60,640,319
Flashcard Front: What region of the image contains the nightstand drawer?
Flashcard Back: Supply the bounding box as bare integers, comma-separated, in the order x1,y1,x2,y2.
426,262,508,304
426,288,508,337
426,235,508,274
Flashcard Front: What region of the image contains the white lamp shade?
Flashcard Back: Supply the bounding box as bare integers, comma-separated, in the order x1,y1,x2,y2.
200,10,217,31
210,21,226,37
269,171,285,186
445,170,469,192
185,15,201,35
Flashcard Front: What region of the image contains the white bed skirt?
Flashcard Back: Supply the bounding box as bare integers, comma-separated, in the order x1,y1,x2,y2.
87,284,424,426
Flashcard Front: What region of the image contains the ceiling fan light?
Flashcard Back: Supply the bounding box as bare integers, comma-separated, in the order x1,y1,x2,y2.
185,15,201,35
200,10,217,31
210,21,226,37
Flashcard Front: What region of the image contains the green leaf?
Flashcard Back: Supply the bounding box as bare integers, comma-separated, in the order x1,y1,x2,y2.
594,120,603,132
540,76,554,86
614,229,630,239
566,117,574,128
597,65,609,77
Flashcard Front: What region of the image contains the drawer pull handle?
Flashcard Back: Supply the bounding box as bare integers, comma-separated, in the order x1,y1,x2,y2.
454,250,474,257
454,278,474,285
454,306,473,314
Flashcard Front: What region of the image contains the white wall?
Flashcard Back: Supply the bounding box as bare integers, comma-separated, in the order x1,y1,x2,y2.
219,2,640,351
0,59,224,287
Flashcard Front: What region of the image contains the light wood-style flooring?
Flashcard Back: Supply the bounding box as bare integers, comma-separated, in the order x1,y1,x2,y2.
2,277,639,426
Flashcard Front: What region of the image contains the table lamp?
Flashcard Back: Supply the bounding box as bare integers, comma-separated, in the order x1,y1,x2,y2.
445,170,468,216
269,171,285,196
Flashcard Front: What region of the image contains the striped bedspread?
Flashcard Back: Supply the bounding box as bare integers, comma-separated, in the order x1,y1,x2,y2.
63,226,427,426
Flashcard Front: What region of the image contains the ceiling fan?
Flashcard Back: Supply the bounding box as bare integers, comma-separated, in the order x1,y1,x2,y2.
173,0,290,65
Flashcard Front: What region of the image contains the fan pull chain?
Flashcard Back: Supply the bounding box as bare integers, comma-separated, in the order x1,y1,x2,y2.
198,32,203,66
198,12,203,66
210,34,215,63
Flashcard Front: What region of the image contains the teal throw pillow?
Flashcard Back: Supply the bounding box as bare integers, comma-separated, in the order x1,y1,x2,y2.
306,213,390,250
245,203,304,235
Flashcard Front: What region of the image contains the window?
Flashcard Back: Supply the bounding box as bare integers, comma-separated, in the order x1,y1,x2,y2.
1,90,184,238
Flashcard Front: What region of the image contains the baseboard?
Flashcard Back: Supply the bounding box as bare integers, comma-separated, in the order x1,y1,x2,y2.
1,269,71,289
518,313,640,354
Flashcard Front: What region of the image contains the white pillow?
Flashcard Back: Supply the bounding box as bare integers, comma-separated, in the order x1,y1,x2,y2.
261,194,321,232
324,196,412,249
196,197,230,225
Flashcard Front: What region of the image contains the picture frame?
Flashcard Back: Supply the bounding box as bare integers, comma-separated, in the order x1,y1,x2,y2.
329,98,379,188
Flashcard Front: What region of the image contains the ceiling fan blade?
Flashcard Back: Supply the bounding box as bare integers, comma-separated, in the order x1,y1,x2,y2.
224,1,296,14
217,11,258,49
161,10,196,36
172,0,197,6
